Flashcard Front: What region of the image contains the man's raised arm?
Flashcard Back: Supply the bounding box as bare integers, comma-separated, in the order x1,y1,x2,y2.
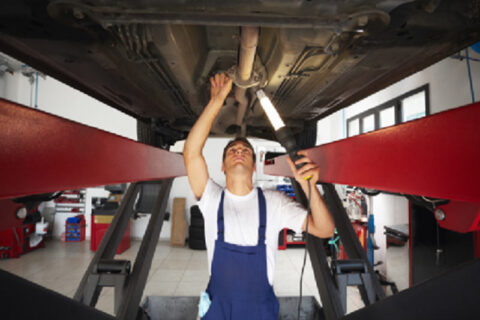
183,73,232,199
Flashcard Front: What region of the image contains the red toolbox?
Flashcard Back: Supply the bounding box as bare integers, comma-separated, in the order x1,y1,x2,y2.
90,214,130,254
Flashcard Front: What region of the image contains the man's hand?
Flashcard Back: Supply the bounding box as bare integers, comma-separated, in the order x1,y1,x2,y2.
210,73,232,102
286,151,334,238
286,151,320,188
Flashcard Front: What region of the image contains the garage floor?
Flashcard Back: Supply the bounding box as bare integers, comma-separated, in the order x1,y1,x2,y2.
0,240,369,316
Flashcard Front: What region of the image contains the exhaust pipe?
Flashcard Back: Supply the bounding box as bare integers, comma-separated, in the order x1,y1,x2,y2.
235,26,259,136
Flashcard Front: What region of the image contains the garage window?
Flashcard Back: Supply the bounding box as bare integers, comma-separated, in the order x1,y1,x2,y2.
347,84,429,137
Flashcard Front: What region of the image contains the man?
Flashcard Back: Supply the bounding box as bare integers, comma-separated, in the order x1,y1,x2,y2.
183,73,334,319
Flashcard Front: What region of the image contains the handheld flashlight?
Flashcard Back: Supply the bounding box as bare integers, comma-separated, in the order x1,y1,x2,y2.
256,90,310,178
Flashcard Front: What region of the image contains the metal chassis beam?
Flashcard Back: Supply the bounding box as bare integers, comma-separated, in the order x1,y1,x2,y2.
46,2,387,30
0,98,185,199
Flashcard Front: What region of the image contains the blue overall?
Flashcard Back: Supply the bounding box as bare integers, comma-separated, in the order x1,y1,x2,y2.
202,188,279,320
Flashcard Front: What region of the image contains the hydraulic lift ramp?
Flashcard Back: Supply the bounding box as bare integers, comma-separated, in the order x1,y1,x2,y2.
264,101,480,319
2,98,480,319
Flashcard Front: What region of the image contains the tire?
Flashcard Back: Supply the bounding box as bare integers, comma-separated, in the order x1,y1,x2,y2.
189,226,205,240
137,120,173,149
190,205,204,227
189,238,206,250
190,205,202,218
137,120,156,145
191,215,204,228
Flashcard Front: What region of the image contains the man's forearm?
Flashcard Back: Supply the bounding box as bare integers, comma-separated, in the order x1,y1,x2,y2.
184,97,224,158
301,182,335,238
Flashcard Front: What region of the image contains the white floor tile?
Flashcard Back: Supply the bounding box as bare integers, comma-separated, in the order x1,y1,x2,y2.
0,239,395,317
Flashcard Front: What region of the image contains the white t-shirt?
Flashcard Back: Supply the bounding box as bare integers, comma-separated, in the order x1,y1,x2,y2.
198,179,307,285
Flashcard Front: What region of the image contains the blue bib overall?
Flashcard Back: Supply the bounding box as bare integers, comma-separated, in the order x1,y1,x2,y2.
202,188,279,320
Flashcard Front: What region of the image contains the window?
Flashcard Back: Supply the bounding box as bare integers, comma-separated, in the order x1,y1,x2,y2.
362,114,375,133
402,91,426,122
379,106,395,128
347,85,429,137
348,118,360,136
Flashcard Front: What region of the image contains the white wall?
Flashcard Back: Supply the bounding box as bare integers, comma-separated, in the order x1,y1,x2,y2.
1,71,137,139
316,48,480,276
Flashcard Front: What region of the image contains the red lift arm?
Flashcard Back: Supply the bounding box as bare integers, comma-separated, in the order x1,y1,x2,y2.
0,98,186,200
265,102,480,233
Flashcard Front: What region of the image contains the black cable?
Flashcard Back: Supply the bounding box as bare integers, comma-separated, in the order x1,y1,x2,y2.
465,48,476,103
298,181,312,320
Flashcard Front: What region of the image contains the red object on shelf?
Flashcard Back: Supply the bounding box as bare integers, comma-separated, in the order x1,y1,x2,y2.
278,228,305,250
90,214,130,254
338,221,368,259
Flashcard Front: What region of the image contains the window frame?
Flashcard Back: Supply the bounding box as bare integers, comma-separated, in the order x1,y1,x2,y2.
347,84,430,137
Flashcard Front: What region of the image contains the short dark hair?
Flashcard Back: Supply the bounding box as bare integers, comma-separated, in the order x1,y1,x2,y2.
222,137,256,162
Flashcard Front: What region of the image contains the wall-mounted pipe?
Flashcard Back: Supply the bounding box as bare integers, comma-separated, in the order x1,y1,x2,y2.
235,26,259,136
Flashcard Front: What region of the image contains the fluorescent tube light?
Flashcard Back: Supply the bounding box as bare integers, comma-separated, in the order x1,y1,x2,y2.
256,90,285,131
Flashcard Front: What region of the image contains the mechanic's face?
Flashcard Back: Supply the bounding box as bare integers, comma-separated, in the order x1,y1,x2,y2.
222,141,256,175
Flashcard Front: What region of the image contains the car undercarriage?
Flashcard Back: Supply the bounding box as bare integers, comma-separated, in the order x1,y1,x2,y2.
0,0,479,146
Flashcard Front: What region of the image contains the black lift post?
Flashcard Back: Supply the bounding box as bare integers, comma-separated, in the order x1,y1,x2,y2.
74,179,173,319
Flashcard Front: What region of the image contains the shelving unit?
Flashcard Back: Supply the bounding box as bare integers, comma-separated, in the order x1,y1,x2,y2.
54,190,86,214
53,189,86,240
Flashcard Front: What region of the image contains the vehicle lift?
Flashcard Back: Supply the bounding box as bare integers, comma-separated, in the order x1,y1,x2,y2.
1,97,480,319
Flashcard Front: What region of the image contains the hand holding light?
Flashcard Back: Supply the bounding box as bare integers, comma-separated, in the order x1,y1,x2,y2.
256,89,311,179
286,151,319,185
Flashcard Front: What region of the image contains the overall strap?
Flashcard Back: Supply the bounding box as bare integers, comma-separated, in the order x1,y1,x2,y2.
216,188,266,245
257,187,267,245
217,191,226,242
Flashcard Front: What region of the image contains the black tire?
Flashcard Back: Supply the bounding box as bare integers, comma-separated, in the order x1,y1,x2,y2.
191,205,202,218
190,205,204,227
137,120,156,145
137,120,174,149
189,226,205,240
189,238,206,250
191,215,204,228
